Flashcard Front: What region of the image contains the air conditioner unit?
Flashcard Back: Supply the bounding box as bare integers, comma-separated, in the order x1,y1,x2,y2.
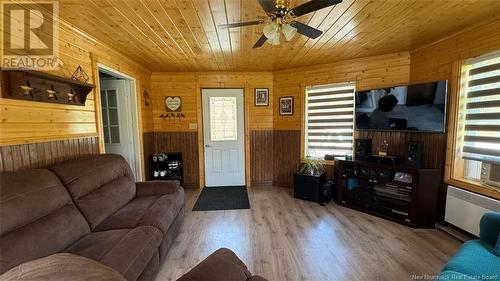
481,163,500,188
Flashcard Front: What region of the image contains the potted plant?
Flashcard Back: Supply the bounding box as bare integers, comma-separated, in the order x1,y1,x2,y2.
293,156,327,203
297,157,326,176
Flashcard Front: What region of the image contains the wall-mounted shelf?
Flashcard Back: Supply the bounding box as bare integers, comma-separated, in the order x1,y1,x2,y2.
1,69,95,106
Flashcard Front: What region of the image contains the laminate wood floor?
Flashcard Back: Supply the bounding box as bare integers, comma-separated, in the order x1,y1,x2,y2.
155,186,461,281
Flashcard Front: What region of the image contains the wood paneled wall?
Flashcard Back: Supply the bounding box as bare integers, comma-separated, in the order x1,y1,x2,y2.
1,10,153,179
273,52,411,131
409,18,500,205
410,18,500,84
0,136,98,172
357,131,447,171
0,21,153,146
150,72,274,132
272,130,301,188
250,130,274,186
150,72,273,186
143,132,199,188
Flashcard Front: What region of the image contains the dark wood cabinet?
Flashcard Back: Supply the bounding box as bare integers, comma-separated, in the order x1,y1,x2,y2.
335,159,440,228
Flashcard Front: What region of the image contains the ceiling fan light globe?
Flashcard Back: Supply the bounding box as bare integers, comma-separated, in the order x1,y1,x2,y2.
263,22,279,39
282,24,297,41
268,33,280,45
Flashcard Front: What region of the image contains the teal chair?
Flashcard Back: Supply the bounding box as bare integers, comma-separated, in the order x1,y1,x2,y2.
438,212,500,280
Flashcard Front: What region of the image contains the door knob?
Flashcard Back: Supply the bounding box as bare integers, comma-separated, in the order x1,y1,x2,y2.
205,144,211,148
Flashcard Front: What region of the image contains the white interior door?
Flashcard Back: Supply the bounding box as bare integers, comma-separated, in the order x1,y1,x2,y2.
202,89,245,187
100,79,136,175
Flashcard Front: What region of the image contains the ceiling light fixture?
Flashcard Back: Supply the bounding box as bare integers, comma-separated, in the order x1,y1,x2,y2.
281,23,297,41
262,20,298,45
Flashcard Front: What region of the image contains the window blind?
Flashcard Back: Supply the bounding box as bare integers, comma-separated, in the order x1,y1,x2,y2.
462,54,500,164
305,83,355,159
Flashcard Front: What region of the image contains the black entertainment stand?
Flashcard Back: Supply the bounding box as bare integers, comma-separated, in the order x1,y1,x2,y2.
335,159,440,228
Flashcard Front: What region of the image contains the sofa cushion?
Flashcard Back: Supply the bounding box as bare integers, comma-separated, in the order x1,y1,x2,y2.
0,170,90,274
443,240,500,278
94,188,185,234
65,226,162,281
177,248,253,281
136,180,180,197
0,253,125,281
49,154,136,229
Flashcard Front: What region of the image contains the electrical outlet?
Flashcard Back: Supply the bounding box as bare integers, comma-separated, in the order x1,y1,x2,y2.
189,123,198,130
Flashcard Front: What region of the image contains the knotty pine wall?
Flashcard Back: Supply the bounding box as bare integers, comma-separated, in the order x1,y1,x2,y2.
272,52,413,187
0,21,153,173
409,18,500,211
149,53,452,188
148,72,274,187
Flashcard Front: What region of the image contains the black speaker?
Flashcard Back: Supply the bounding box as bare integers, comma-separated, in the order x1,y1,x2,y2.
294,173,326,203
404,141,424,168
320,180,334,206
355,139,372,160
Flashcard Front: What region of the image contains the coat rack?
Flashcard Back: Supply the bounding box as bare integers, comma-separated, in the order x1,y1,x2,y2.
1,69,95,106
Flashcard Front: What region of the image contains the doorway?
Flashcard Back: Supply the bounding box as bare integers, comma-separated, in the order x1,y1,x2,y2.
98,65,142,180
202,89,245,187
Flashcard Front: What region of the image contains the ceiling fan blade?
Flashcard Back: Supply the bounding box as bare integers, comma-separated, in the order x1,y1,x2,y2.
291,21,323,39
219,20,263,29
257,0,277,14
289,0,342,17
252,34,267,48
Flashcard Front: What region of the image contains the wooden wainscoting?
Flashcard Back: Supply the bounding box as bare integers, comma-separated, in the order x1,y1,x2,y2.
356,131,447,170
0,136,99,172
250,130,274,186
273,130,301,188
144,132,199,188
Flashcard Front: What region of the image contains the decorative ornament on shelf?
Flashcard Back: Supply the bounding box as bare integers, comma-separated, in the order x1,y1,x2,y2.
46,86,57,100
378,140,389,156
20,83,34,97
67,90,76,103
71,65,90,83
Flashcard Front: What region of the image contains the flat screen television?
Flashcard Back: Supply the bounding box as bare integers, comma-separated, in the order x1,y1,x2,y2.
355,80,447,132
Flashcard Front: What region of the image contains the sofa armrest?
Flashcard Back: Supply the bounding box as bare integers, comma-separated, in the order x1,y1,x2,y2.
177,248,257,281
479,211,500,245
136,180,180,197
0,253,125,281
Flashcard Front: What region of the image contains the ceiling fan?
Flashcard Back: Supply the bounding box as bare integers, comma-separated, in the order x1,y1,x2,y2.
218,0,342,48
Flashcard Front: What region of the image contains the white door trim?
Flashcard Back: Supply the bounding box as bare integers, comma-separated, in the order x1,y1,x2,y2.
201,88,246,187
97,64,142,181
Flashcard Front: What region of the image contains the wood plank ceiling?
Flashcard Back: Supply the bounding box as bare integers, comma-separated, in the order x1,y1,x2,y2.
58,0,500,71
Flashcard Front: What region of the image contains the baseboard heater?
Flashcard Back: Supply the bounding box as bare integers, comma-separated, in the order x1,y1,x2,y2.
445,185,500,237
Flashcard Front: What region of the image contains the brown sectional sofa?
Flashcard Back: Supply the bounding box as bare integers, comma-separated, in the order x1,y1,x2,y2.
0,154,267,281
0,154,184,281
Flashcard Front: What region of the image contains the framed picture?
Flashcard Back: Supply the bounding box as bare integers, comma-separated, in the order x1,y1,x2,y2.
165,96,182,112
279,96,294,115
254,88,269,106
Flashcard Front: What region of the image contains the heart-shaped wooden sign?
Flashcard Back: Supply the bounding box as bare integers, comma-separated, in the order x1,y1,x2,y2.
165,96,181,112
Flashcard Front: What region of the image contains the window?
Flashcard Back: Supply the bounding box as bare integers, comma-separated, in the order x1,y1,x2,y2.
457,51,500,190
209,96,238,141
101,90,120,144
305,83,356,159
